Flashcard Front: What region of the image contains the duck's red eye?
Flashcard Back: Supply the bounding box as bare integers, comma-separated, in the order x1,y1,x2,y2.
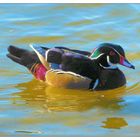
109,51,115,56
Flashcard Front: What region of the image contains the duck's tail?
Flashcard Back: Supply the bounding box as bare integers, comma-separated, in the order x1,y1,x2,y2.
7,45,47,81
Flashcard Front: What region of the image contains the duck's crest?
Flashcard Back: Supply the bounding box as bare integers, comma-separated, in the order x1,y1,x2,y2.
90,46,104,60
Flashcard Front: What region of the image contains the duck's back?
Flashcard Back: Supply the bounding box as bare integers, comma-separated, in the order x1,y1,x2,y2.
60,52,99,80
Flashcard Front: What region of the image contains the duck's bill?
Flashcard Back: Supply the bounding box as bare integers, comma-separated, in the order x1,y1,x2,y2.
119,56,135,69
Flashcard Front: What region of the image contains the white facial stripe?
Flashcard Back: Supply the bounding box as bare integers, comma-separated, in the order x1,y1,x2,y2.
90,53,104,60
98,55,117,69
90,46,123,60
99,56,118,69
108,46,123,58
99,63,109,69
107,55,118,69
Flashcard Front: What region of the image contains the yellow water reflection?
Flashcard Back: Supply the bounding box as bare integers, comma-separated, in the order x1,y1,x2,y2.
15,36,65,44
65,19,93,27
51,4,106,10
13,80,128,112
102,117,128,129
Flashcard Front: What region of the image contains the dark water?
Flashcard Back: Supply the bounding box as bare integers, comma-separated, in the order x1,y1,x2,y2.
0,3,140,136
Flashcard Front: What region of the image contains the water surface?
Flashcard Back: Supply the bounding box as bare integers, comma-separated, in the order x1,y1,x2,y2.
0,3,140,136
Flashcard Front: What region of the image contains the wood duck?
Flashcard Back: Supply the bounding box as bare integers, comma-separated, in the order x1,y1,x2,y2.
7,43,135,90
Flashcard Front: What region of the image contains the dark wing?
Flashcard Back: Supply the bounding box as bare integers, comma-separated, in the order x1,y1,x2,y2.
55,46,91,56
30,45,91,65
42,47,97,79
29,45,99,80
61,53,99,80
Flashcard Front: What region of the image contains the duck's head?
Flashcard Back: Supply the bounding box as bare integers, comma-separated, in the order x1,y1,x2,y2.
90,43,135,70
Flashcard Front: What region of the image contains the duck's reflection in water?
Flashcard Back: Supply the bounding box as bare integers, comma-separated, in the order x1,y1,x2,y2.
102,117,128,129
13,79,128,112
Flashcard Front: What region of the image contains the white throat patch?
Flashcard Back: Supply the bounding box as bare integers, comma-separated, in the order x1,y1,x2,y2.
99,55,118,69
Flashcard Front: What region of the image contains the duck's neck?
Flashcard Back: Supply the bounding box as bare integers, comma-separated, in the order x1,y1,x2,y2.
95,68,126,90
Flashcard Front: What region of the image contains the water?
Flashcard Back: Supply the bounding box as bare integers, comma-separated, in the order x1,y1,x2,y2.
0,3,140,136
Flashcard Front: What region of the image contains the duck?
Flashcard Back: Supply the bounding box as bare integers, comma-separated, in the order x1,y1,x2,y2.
7,43,135,90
